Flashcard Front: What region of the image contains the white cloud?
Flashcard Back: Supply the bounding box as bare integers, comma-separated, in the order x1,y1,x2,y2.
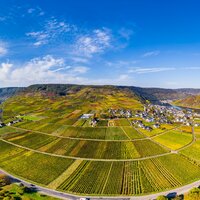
142,50,160,57
73,28,112,57
129,67,175,74
26,18,76,46
0,63,12,80
0,55,90,87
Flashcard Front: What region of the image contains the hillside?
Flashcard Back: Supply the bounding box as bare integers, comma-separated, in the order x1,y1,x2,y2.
0,87,23,102
2,84,143,122
173,95,200,109
1,84,200,105
0,84,200,197
127,87,188,102
1,83,200,197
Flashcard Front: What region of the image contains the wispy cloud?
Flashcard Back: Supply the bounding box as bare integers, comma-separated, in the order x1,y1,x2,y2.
71,66,89,73
0,42,8,56
129,67,175,74
71,57,89,64
118,28,134,40
27,7,44,16
0,55,90,86
142,50,160,57
73,28,112,57
26,18,76,46
106,60,140,68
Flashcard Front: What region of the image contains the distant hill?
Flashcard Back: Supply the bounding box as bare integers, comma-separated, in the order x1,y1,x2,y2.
126,87,186,102
23,84,200,102
0,87,23,102
173,95,200,109
2,84,144,121
1,84,200,104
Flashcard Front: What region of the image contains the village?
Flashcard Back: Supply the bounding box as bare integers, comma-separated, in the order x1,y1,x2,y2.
107,104,200,132
1,103,200,132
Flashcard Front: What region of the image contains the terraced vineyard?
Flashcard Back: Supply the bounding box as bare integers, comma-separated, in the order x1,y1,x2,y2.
153,129,193,150
0,86,200,197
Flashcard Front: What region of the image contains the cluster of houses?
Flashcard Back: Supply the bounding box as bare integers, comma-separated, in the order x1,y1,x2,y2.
132,119,161,131
132,120,154,131
80,113,98,127
108,109,132,118
90,118,98,127
0,118,22,128
133,104,200,130
0,122,5,128
7,119,22,126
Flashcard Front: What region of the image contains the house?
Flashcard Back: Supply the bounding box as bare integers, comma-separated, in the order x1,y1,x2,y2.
153,124,160,128
90,118,98,127
7,121,13,126
81,114,94,119
144,126,153,131
146,117,154,123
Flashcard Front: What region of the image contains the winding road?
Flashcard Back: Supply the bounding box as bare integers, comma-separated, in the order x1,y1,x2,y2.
1,167,200,200
0,124,198,199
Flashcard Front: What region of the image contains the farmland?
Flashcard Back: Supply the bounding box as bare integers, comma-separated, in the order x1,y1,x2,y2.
0,85,200,197
0,139,199,196
180,140,200,163
153,130,193,150
2,129,168,159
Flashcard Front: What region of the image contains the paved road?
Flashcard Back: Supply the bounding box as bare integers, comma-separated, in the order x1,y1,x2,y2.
129,179,200,200
1,167,200,200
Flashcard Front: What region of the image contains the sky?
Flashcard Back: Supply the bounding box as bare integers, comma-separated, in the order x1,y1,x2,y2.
1,0,200,88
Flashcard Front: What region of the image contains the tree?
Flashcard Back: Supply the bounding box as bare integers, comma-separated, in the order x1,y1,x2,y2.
157,195,168,200
185,187,200,200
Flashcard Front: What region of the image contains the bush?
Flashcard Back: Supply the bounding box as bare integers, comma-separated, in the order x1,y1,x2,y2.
157,195,168,200
185,187,200,200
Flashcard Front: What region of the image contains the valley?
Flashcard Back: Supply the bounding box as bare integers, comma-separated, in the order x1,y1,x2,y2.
0,84,200,198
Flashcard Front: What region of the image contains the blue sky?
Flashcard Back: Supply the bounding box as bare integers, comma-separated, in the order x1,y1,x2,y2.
1,0,200,88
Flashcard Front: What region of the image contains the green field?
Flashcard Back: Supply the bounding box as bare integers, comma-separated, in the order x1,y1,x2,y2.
180,140,200,163
153,130,193,150
2,129,168,159
0,140,74,185
1,139,197,196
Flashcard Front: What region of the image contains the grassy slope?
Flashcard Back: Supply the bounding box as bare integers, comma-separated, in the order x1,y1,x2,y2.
153,130,192,150
173,95,200,109
2,86,143,122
